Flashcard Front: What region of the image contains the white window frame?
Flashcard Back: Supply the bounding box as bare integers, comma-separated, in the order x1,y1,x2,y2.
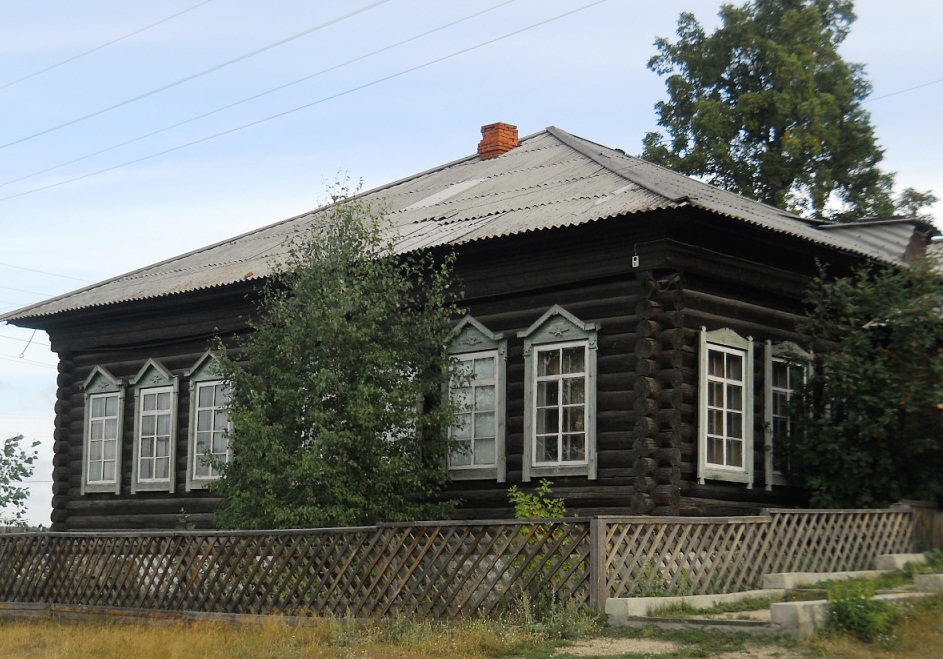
81,366,125,495
185,351,231,491
447,316,506,482
518,305,598,482
130,359,179,493
698,327,754,486
763,341,811,490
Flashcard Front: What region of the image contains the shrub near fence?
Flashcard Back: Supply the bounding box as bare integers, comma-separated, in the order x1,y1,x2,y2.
0,507,926,619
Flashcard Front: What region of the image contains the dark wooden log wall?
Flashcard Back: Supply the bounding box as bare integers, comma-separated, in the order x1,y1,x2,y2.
42,210,875,529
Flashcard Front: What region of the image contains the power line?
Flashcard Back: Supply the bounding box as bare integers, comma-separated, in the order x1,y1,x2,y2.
0,0,215,92
867,78,943,103
0,261,93,283
0,284,56,297
0,0,520,190
0,0,392,151
0,354,56,369
0,333,50,347
0,0,609,203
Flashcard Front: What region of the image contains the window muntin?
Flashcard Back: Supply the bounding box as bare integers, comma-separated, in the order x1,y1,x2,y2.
193,380,230,479
87,392,119,484
705,344,746,469
137,386,173,482
769,358,802,447
449,353,497,469
534,343,587,466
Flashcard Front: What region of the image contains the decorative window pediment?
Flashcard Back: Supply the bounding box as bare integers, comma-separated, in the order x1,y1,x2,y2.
518,306,598,482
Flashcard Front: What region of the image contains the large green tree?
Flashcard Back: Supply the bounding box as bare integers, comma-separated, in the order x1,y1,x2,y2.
643,0,934,220
212,191,462,529
782,265,943,507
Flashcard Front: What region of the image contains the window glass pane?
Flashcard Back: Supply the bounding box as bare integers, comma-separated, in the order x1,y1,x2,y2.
139,459,152,480
157,392,171,410
537,381,558,407
562,378,585,405
90,420,104,441
708,350,725,377
155,457,169,480
212,432,228,455
727,440,743,467
156,436,170,458
143,393,156,412
451,386,470,409
727,412,742,439
103,461,115,482
197,410,211,432
104,395,118,417
708,381,723,406
474,438,495,465
563,434,585,461
475,385,495,412
475,412,495,439
214,410,228,431
563,407,584,432
141,437,154,458
91,397,104,418
142,415,155,436
708,409,723,435
89,441,103,461
452,413,471,439
104,418,117,439
198,384,215,408
726,353,743,381
103,440,116,460
772,361,788,388
156,414,170,436
536,436,557,462
707,437,724,464
561,347,584,374
538,349,560,376
537,408,558,435
474,357,495,380
450,443,471,466
727,384,742,411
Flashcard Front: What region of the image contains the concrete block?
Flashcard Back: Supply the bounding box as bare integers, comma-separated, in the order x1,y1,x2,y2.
875,554,926,571
769,599,828,640
915,574,943,593
763,570,882,590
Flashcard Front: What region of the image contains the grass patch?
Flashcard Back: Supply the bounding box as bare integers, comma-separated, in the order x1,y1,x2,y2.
649,594,782,618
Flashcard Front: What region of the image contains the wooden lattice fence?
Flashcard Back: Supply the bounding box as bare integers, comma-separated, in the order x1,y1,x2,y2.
0,507,927,619
602,508,916,598
0,520,591,618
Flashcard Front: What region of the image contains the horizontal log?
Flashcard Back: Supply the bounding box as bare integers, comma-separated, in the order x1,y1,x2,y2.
658,348,696,369
654,466,681,484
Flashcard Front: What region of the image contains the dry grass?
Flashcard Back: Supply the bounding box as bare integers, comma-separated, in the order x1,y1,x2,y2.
0,616,548,659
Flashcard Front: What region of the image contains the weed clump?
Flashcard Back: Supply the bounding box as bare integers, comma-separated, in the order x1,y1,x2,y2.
826,579,898,644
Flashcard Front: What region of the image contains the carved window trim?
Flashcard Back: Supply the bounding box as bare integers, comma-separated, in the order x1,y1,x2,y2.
447,316,507,482
518,305,598,482
81,366,125,495
763,341,811,490
185,351,231,491
698,327,754,486
130,359,179,494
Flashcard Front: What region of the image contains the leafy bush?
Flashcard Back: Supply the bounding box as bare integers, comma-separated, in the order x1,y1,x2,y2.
827,580,898,643
507,479,566,519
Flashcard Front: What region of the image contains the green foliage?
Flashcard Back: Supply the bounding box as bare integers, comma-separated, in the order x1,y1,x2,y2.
0,434,38,527
643,0,935,221
826,579,898,643
507,479,567,519
212,185,463,529
783,264,943,507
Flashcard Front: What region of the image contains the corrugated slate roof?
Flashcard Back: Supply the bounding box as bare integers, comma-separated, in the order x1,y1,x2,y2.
1,126,907,324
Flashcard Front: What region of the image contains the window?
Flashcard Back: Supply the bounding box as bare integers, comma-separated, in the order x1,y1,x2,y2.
448,317,506,482
81,367,124,494
130,359,179,493
763,341,810,489
519,305,598,481
186,352,231,490
698,328,754,485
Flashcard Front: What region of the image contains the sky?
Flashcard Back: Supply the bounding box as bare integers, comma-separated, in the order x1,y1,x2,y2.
0,0,940,527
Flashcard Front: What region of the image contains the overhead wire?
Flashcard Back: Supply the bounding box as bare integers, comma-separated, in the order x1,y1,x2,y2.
0,0,521,190
0,0,392,151
0,0,610,203
0,0,216,91
867,78,943,103
0,261,94,283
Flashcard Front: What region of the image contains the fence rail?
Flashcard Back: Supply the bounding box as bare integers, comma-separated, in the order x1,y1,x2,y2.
0,507,929,618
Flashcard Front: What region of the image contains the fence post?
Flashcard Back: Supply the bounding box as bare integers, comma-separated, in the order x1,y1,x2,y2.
588,517,607,615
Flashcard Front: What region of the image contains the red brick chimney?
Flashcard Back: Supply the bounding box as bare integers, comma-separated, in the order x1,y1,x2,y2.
477,122,519,159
